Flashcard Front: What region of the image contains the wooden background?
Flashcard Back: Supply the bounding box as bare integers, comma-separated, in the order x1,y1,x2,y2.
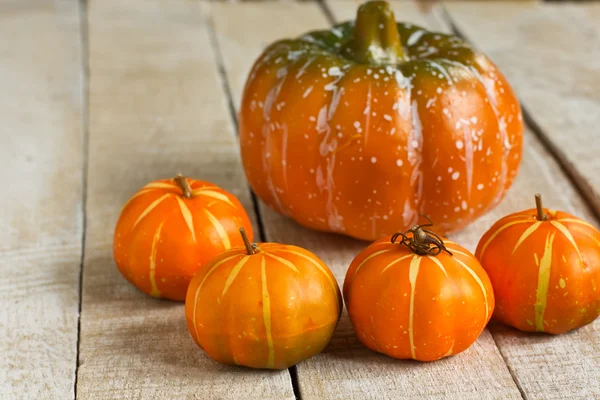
1,0,599,399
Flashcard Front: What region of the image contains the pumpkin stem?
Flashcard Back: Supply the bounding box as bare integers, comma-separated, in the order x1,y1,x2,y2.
391,215,452,256
239,227,258,255
175,174,193,199
535,193,547,221
340,1,407,66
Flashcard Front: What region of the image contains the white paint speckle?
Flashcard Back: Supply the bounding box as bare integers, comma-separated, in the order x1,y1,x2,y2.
456,140,464,149
452,171,460,180
396,159,403,167
371,157,377,164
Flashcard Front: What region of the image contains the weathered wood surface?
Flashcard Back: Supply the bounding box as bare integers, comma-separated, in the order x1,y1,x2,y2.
441,2,600,398
76,1,293,398
213,0,594,398
444,1,600,219
2,1,600,399
0,1,83,399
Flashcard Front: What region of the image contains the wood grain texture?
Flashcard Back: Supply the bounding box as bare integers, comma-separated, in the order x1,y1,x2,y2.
213,1,520,398
440,2,600,398
444,1,600,220
0,1,83,399
77,1,293,398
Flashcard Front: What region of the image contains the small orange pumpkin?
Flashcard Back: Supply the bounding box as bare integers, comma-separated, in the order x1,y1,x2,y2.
476,194,600,334
344,218,494,361
185,229,341,369
113,175,253,301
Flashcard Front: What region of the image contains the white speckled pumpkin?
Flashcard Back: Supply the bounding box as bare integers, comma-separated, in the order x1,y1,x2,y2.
239,1,523,240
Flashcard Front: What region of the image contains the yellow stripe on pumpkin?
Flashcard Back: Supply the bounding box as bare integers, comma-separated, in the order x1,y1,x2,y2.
443,340,455,358
120,189,155,212
192,189,235,207
143,182,177,190
261,257,275,369
512,221,542,254
558,218,597,230
176,196,197,243
408,255,421,360
221,256,250,296
204,209,231,249
192,254,244,343
132,193,171,231
478,219,534,258
264,252,299,273
278,249,338,300
454,257,490,322
428,256,448,278
550,221,582,260
380,254,414,275
353,248,392,276
149,221,165,297
535,231,556,332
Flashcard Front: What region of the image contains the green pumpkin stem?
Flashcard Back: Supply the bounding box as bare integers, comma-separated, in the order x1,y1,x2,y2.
341,1,407,65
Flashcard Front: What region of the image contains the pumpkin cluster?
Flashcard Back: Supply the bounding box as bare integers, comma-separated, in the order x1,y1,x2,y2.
112,0,599,370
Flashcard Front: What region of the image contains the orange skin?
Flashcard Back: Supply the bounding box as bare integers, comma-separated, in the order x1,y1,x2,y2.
185,242,342,369
476,207,600,334
239,3,523,241
344,236,494,361
113,176,253,301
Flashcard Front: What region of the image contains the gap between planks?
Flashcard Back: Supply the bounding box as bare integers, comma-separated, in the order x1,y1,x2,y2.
205,5,300,399
74,0,90,398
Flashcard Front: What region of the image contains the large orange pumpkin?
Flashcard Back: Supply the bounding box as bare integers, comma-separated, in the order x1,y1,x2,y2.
476,194,600,334
344,219,494,361
113,175,253,301
185,229,342,369
239,1,523,241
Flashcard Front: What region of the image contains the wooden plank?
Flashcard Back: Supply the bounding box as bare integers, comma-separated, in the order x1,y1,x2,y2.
213,1,519,398
0,1,83,399
440,2,600,398
444,1,600,219
77,1,293,398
